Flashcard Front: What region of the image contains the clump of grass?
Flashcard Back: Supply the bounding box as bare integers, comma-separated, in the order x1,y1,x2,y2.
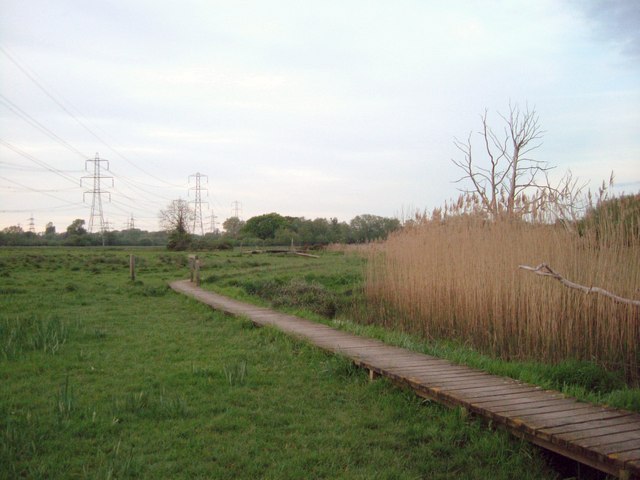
55,376,74,422
547,359,625,393
84,440,139,479
234,277,339,318
110,388,190,419
92,329,107,340
0,314,71,359
0,408,41,478
223,360,248,386
272,279,338,317
322,355,362,380
364,201,640,383
191,363,216,378
130,282,169,297
0,287,25,295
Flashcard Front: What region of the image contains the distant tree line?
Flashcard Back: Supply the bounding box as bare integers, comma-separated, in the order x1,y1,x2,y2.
232,212,401,245
0,218,167,247
158,199,402,250
0,209,401,250
157,200,402,251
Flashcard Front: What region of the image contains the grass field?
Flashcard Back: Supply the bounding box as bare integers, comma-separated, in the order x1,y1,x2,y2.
1,247,560,479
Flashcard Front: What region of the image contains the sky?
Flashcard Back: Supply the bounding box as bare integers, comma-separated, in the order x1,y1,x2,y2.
0,0,638,233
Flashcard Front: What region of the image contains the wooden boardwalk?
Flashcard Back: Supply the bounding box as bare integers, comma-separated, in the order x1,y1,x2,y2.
170,279,640,479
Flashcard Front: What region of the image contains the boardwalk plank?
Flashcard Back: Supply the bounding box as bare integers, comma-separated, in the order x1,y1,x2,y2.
557,424,640,443
494,400,590,417
540,415,638,438
511,410,629,431
481,396,569,411
578,430,640,449
469,390,556,405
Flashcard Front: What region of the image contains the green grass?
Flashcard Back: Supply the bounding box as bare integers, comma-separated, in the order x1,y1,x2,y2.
195,249,640,412
0,247,559,479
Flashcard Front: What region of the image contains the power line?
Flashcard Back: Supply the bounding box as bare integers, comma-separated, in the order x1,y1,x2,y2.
0,174,84,207
0,94,87,159
0,45,184,189
0,138,81,185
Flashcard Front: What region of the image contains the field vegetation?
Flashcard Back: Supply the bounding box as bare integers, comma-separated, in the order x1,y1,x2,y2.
194,248,639,412
1,247,560,479
364,194,640,384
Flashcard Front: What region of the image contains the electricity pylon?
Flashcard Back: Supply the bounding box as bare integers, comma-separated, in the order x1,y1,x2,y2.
82,153,113,235
231,200,242,219
189,172,208,236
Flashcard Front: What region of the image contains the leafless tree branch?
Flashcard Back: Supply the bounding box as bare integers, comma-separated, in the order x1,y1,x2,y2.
519,263,640,307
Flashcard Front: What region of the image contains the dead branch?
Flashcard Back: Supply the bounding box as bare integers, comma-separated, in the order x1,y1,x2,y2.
519,263,640,307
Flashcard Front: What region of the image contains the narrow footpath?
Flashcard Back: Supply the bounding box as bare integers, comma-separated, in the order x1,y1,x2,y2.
170,279,640,479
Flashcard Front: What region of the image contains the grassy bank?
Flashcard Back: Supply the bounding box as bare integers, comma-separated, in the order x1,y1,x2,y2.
1,247,557,479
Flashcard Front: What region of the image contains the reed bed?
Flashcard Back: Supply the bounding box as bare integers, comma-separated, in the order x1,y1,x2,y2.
364,206,640,382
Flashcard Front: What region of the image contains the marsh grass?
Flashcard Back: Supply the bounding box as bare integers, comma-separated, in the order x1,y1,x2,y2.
365,215,639,382
1,314,71,359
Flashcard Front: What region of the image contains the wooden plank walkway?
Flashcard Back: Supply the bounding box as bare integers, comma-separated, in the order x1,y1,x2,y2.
170,279,640,479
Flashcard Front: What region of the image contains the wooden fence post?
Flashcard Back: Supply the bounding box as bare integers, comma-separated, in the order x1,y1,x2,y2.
188,255,195,282
188,255,199,284
129,254,135,281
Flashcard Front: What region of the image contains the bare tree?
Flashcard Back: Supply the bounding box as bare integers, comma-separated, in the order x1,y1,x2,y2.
159,199,194,234
452,102,550,219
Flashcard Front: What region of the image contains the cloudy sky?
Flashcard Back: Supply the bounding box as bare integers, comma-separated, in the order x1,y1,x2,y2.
1,0,638,232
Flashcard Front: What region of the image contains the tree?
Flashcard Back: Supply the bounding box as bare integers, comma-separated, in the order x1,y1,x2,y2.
349,214,401,243
159,199,193,250
452,103,549,219
3,225,24,235
66,219,87,236
242,213,287,240
45,222,56,236
222,216,245,239
159,199,193,233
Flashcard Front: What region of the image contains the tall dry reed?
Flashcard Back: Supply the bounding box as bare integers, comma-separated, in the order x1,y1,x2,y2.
364,200,639,382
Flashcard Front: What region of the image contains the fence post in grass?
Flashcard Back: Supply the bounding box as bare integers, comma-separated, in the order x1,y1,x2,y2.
195,257,201,286
129,254,135,281
188,255,196,283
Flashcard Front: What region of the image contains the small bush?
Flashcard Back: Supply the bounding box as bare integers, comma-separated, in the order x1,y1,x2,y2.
234,277,339,318
272,279,338,318
548,360,625,393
